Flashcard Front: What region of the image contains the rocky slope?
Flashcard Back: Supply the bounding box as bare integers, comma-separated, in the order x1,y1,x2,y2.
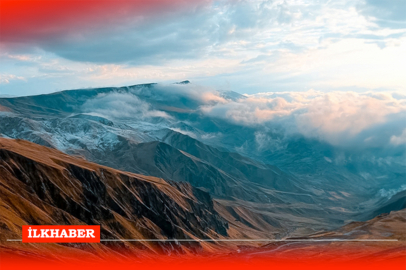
0,138,234,257
238,209,406,262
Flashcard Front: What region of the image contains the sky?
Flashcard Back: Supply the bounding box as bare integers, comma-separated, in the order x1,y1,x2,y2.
0,0,406,96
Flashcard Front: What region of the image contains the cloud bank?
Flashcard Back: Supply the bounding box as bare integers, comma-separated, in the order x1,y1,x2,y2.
82,92,171,120
199,89,406,147
80,83,406,149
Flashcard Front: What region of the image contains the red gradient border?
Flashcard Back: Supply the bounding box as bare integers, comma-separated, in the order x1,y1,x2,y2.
1,252,406,270
0,0,209,42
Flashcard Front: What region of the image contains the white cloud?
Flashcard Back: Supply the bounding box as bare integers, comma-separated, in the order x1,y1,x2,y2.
200,89,406,146
390,129,406,146
142,83,228,105
294,91,404,138
82,92,171,120
0,74,26,84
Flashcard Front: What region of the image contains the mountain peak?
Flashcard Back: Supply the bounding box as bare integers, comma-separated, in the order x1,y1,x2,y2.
175,80,191,85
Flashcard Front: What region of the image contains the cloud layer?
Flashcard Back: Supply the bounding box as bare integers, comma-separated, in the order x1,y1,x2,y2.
82,92,171,120
200,89,406,147
80,83,406,149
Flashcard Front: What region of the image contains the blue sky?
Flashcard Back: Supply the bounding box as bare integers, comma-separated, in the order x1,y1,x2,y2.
0,0,405,96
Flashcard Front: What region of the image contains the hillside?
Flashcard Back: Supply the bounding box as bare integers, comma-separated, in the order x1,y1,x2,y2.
0,138,232,258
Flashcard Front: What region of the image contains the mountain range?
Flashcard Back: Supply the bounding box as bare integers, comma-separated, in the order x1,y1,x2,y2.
0,82,405,255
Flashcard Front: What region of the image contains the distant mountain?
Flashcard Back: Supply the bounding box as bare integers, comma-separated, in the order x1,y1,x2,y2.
369,190,406,219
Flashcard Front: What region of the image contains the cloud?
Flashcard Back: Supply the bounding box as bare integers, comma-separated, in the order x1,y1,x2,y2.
390,129,406,145
294,92,405,144
169,128,198,139
201,96,298,125
378,184,406,198
156,84,227,104
5,0,380,66
1,0,214,64
358,0,406,29
199,89,406,147
82,92,171,120
129,83,228,106
1,0,405,96
0,74,26,84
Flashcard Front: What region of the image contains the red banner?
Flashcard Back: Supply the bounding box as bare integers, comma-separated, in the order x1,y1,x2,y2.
22,225,100,243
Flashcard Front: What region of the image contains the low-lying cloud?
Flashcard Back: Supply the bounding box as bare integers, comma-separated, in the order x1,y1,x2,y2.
390,129,406,146
127,83,228,108
82,92,171,120
80,83,406,149
200,89,406,148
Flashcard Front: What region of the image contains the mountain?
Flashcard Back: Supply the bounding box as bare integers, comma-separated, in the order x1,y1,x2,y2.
241,208,406,262
368,190,406,220
1,138,404,262
312,208,406,241
160,129,298,192
0,138,230,256
0,82,405,234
